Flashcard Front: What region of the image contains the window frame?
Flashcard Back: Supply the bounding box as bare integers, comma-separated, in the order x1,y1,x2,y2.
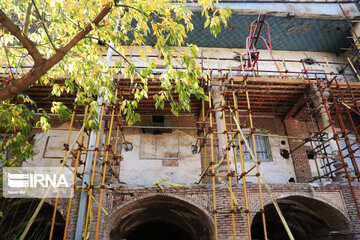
236,131,273,162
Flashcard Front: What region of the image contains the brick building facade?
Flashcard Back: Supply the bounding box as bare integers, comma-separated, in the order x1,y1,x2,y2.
2,1,360,240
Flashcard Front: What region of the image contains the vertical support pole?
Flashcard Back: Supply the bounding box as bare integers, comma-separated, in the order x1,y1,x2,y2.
208,82,219,240
75,15,120,238
244,80,268,239
219,80,237,240
232,79,252,239
82,104,105,239
202,99,208,174
49,105,77,240
63,105,89,240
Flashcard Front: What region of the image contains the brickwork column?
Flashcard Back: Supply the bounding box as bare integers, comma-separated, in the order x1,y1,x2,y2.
284,118,312,182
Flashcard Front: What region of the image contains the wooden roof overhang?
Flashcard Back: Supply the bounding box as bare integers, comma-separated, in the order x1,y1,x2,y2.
23,76,360,118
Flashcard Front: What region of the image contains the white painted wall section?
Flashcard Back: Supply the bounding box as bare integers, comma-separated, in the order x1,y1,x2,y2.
120,129,201,186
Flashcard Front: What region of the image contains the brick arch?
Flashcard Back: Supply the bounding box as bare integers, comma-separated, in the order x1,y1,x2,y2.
44,198,67,219
103,192,215,240
251,192,349,222
250,193,352,239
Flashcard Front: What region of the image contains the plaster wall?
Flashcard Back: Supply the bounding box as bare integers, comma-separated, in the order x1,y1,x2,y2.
242,135,296,184
25,117,297,185
228,117,296,184
23,123,86,172
119,128,201,185
115,46,355,81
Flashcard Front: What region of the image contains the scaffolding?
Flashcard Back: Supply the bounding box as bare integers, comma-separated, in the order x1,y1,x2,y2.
191,15,297,240
196,77,272,240
45,97,126,240
288,59,360,217
9,7,359,240
286,1,360,218
39,64,359,238
22,63,360,240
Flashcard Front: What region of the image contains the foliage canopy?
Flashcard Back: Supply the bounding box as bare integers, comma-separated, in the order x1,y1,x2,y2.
0,0,230,165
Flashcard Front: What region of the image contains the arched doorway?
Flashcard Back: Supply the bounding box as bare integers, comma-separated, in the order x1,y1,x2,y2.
107,194,214,240
0,199,65,240
251,196,351,240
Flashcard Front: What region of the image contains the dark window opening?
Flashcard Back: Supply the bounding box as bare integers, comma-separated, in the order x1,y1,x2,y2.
152,115,165,125
142,115,172,134
307,150,315,159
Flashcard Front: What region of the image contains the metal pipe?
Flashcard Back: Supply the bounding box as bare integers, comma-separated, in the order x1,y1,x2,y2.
219,80,237,240
208,82,219,240
75,16,119,238
63,105,89,239
49,105,77,240
75,101,105,240
229,107,295,240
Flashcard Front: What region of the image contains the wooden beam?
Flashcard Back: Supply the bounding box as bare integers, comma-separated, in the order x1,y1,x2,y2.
284,86,310,120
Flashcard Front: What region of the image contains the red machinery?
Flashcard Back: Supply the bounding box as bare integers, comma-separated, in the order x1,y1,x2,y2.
240,14,282,76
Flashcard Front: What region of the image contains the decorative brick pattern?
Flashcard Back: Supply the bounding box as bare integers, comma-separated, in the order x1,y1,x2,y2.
58,183,359,240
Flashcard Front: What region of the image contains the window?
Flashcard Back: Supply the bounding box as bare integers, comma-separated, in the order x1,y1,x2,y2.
236,132,272,162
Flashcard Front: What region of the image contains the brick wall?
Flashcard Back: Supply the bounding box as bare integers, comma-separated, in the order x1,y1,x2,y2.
341,182,360,238
61,183,359,240
284,118,313,182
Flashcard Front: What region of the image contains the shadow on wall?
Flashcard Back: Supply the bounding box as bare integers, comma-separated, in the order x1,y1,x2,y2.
251,196,352,240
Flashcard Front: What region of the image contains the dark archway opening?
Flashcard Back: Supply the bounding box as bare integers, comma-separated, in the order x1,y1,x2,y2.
251,196,352,240
126,220,194,240
109,195,214,240
0,199,65,240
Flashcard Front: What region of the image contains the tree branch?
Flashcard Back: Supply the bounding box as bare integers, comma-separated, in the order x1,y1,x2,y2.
31,0,57,51
0,3,113,100
22,3,32,36
0,9,43,64
115,4,150,18
86,35,146,78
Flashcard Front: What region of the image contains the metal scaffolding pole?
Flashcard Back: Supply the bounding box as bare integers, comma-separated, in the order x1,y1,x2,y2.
74,16,120,238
